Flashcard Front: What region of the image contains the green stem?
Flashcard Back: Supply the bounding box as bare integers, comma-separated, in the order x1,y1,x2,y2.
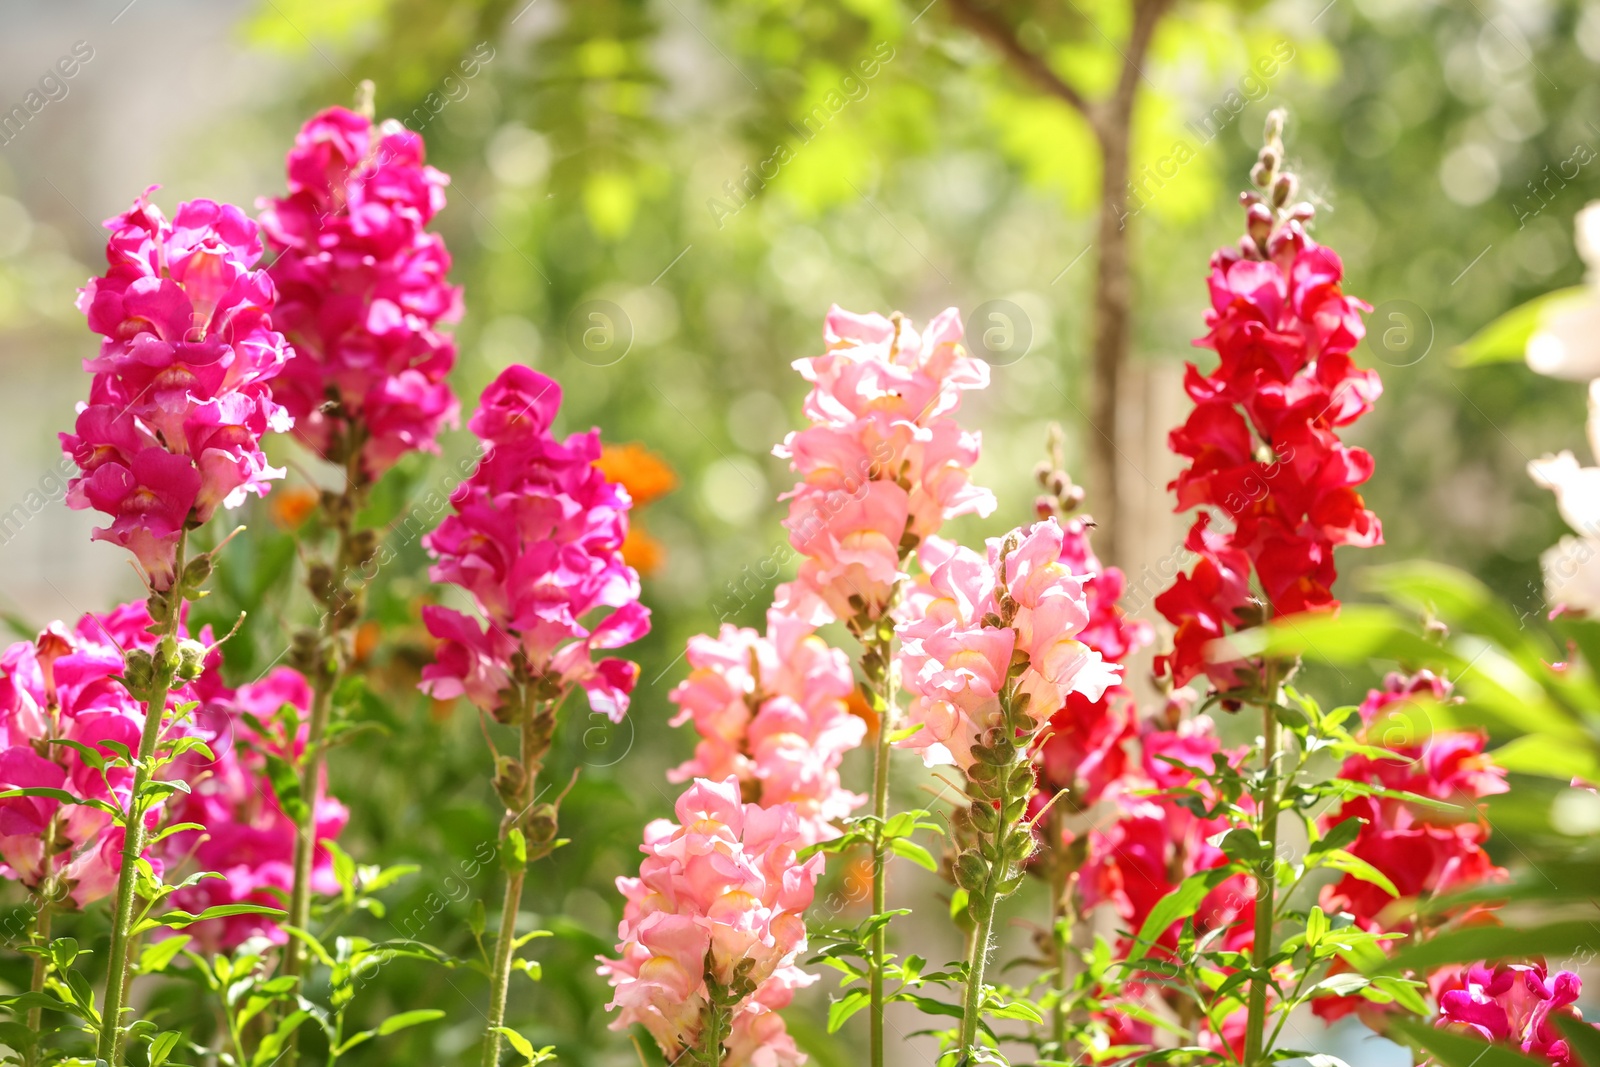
959,892,997,1056
481,867,527,1067
862,627,896,1067
285,466,364,996
1047,806,1070,1057
98,533,186,1065
25,901,51,1067
481,692,551,1067
1242,700,1281,1067
957,683,1030,1062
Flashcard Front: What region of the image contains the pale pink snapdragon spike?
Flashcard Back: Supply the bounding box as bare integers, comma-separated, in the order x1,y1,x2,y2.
599,777,821,1066
668,609,866,844
894,518,1120,770
1029,516,1152,818
1437,961,1594,1065
161,667,348,951
419,366,649,720
259,106,461,478
774,306,995,626
62,192,293,588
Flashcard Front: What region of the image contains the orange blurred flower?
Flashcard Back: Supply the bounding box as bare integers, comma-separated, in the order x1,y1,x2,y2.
352,620,382,664
621,523,666,577
596,443,677,507
846,685,877,735
270,484,319,529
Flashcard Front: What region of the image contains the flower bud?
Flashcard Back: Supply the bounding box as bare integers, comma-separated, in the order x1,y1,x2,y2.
122,649,156,696
175,638,208,683
954,850,988,892
1246,202,1273,245
1273,172,1297,208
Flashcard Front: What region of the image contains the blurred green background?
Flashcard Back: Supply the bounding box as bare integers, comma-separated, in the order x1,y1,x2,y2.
1,0,1598,1062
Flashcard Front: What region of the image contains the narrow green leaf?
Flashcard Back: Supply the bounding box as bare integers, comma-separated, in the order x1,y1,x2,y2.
827,989,870,1033
1381,922,1600,975
1454,286,1587,366
888,837,937,871
1123,867,1235,967
1393,1018,1549,1066
377,1008,445,1036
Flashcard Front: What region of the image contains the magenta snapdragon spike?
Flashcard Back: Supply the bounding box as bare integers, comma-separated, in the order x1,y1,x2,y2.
419,365,650,718
774,306,994,626
61,193,292,589
1438,962,1595,1065
259,107,460,478
420,365,649,1067
668,609,866,845
161,667,348,952
0,609,344,953
599,777,821,1067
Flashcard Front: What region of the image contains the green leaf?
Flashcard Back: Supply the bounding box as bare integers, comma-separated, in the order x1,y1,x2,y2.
1315,849,1399,898
827,989,870,1033
1309,818,1364,856
1308,973,1368,997
503,828,527,873
252,1010,309,1067
1554,1014,1600,1065
1234,606,1443,666
377,1008,445,1036
1493,733,1600,785
50,937,79,970
0,787,120,816
986,999,1043,1022
494,1026,536,1059
1380,921,1600,975
888,837,937,871
146,1030,182,1067
136,904,286,935
1122,867,1235,967
0,991,76,1016
262,751,309,823
1392,1018,1550,1066
1454,286,1588,366
1304,906,1327,951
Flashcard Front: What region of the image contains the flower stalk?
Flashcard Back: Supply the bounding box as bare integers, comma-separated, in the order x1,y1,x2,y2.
1242,679,1283,1067
285,438,372,992
858,619,897,1067
98,533,189,1065
954,673,1036,1061
482,678,559,1067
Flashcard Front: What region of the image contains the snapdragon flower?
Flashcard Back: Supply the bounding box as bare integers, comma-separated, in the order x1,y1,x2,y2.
62,194,292,588
420,365,649,720
775,306,994,627
668,610,865,845
259,107,460,477
599,777,822,1066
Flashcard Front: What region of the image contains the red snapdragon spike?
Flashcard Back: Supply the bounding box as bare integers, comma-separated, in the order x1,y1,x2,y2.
1080,718,1256,963
1156,202,1382,691
260,107,461,479
1310,671,1511,1028
1030,517,1151,814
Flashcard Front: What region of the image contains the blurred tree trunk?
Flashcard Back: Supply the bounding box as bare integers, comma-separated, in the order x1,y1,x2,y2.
948,0,1170,569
